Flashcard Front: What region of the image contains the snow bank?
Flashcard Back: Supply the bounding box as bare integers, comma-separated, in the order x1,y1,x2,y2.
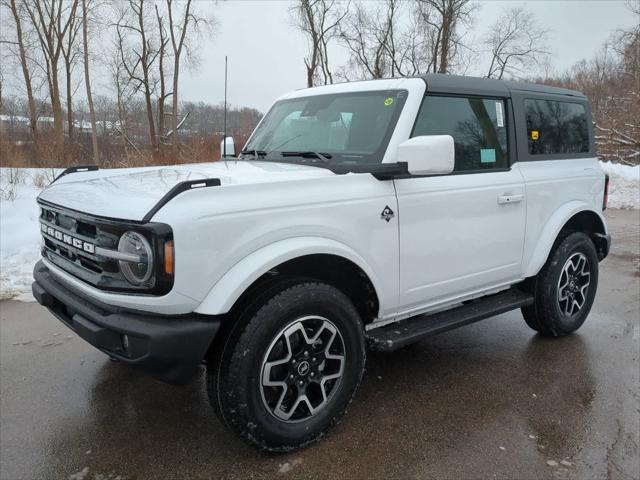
0,164,638,301
1,169,60,301
600,161,640,210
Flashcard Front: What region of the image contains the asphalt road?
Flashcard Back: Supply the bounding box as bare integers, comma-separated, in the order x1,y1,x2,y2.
1,209,638,480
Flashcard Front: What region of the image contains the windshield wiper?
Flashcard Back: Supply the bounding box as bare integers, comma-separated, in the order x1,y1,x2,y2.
281,151,333,163
239,133,308,160
239,149,267,159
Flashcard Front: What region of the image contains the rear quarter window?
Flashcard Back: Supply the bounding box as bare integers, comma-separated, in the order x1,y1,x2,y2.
524,99,590,155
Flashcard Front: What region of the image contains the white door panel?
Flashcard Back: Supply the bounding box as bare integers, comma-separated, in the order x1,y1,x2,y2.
394,164,526,312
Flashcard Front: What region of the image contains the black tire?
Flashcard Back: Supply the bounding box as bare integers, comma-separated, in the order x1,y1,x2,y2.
207,280,365,452
522,232,599,336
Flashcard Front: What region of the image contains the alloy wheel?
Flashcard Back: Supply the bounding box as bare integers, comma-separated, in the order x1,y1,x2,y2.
557,252,591,317
260,316,345,423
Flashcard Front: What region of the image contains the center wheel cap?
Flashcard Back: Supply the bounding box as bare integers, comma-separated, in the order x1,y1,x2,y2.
297,360,310,376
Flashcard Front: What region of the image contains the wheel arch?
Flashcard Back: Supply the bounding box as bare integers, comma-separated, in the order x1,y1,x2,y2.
194,237,382,324
524,202,608,278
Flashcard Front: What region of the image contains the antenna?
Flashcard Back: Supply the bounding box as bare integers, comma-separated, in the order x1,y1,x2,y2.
223,55,227,158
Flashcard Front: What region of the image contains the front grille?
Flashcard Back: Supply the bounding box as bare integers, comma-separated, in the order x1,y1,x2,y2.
38,201,174,295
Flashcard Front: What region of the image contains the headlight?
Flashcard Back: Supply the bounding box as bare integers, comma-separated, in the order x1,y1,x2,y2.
118,231,154,285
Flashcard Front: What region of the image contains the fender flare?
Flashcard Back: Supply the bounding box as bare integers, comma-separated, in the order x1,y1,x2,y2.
194,236,383,316
524,201,607,277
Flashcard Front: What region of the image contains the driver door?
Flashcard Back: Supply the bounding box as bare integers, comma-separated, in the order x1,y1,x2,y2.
394,95,526,316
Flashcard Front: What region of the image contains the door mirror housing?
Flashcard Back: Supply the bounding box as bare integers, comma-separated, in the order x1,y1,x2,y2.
396,135,455,176
220,136,236,158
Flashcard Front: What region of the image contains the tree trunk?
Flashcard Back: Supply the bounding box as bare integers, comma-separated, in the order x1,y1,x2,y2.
171,61,179,136
136,1,158,154
155,4,167,140
9,0,38,144
306,63,314,88
143,80,158,152
50,61,65,163
115,68,130,161
82,0,99,164
65,58,73,142
168,0,192,140
157,84,165,140
438,8,452,73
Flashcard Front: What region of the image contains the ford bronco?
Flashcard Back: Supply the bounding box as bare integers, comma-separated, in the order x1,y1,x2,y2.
32,74,611,452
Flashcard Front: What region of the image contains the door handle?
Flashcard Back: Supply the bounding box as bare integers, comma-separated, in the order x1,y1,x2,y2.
497,194,524,205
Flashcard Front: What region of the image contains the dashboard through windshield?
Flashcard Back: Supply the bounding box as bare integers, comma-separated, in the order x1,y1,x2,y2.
242,90,408,167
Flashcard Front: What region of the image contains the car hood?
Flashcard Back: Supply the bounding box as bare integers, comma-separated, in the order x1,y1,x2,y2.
37,161,336,221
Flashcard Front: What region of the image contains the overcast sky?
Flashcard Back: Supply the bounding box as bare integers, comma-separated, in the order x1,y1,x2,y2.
3,0,636,112
173,0,638,112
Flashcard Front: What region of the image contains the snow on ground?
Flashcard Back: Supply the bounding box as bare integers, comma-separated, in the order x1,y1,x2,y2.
0,163,638,301
0,169,60,301
600,161,640,210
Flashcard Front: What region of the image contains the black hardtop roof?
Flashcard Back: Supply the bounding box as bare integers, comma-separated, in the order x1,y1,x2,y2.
417,73,585,99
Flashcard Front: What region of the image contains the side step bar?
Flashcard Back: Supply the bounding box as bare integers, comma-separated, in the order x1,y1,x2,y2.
366,288,534,352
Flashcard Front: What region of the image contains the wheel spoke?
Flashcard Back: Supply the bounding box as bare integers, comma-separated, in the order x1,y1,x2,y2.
565,297,574,315
576,282,589,309
557,252,591,317
260,316,346,423
558,274,569,292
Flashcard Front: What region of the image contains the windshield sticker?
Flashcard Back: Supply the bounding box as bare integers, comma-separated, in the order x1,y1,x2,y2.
384,97,394,106
480,149,497,163
496,101,504,127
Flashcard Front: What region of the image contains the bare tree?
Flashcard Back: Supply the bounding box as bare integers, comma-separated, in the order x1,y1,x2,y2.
116,0,160,153
484,7,549,80
23,0,80,161
166,0,206,139
292,0,349,87
616,0,639,94
108,35,135,162
154,4,170,140
417,0,474,74
59,0,81,141
339,0,430,80
3,0,39,145
599,0,639,162
82,0,99,163
340,1,388,79
536,2,639,165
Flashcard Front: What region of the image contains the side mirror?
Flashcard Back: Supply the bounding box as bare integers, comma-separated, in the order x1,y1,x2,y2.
396,135,455,176
220,136,236,158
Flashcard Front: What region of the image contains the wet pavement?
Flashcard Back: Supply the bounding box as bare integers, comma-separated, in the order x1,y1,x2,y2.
1,209,638,480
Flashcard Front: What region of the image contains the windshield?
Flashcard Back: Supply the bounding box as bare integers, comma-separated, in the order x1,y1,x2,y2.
243,90,407,166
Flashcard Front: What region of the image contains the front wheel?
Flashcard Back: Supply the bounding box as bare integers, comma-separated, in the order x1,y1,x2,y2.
522,232,599,336
207,281,365,452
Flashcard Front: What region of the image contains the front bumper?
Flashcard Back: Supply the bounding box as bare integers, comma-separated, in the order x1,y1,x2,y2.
32,260,220,384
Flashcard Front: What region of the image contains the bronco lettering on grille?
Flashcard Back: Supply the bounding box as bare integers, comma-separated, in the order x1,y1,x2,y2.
41,223,96,254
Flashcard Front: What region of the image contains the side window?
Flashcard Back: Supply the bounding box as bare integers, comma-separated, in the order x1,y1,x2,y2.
412,95,508,172
524,99,589,155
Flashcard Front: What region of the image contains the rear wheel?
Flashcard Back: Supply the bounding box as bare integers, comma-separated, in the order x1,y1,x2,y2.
522,232,599,336
207,280,365,452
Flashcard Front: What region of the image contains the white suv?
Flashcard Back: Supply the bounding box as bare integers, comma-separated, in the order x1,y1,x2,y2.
32,74,611,452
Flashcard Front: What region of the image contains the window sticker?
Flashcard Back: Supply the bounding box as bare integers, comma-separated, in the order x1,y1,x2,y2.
531,130,539,140
480,149,497,163
496,101,504,127
384,97,394,106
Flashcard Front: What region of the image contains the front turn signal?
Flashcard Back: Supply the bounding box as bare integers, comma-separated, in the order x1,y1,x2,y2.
164,240,174,275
